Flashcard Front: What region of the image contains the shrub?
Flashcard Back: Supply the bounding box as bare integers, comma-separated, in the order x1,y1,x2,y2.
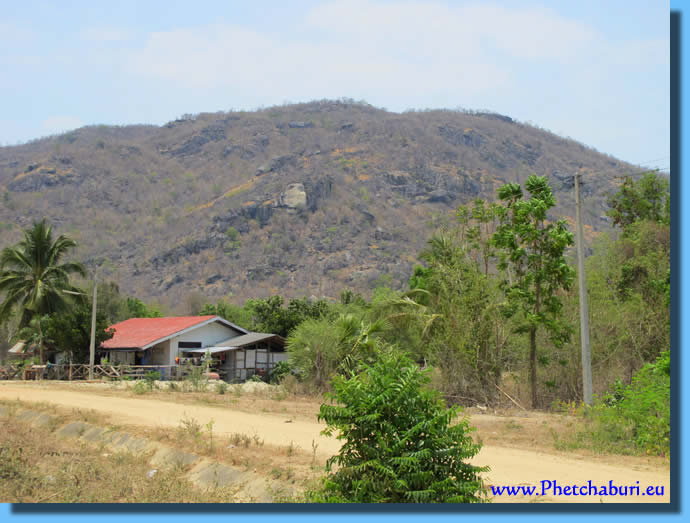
215,382,228,395
132,380,148,395
183,364,205,392
586,350,670,456
309,350,488,503
144,370,160,385
268,361,293,384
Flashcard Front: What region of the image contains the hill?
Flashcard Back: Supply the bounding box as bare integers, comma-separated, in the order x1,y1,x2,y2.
0,100,640,310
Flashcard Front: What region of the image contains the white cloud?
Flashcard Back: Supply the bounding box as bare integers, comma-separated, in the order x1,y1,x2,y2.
128,19,510,103
306,1,598,61
124,1,668,111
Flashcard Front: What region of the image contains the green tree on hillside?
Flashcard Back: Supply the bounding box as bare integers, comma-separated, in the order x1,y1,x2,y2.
492,175,575,408
606,172,670,230
0,220,86,362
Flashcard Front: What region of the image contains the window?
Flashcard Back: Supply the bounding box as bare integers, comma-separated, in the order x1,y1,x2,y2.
178,341,202,349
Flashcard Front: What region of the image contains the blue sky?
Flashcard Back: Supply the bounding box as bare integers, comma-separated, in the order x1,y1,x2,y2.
0,0,670,169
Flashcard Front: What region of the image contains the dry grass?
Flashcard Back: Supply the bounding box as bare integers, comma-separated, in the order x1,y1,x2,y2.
0,406,242,502
465,407,669,470
0,394,325,497
13,379,325,422
3,381,669,476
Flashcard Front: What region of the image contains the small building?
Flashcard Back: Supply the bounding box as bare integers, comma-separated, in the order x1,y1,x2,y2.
8,340,65,363
100,315,287,381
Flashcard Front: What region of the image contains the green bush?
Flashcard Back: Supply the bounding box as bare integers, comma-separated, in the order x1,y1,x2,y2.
582,350,670,456
268,361,294,384
144,370,161,384
132,380,148,395
183,364,205,392
308,350,488,503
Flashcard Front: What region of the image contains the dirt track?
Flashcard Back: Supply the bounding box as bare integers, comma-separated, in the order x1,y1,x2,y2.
0,383,670,503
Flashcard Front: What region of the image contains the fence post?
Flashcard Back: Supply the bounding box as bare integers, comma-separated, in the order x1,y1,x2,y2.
69,363,73,381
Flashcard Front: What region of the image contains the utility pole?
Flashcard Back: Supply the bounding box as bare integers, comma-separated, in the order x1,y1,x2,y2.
88,278,97,380
574,173,593,405
63,279,98,380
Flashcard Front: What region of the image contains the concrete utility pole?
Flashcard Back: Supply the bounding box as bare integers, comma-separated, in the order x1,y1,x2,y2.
574,173,593,406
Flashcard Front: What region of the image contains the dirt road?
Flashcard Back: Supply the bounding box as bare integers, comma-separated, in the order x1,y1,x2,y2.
0,383,670,503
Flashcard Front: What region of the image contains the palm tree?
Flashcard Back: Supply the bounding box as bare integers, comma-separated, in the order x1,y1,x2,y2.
0,220,86,361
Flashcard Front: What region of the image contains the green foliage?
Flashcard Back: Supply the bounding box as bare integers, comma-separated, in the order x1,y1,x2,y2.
286,314,387,389
577,215,669,391
132,380,148,394
0,220,86,343
182,364,206,392
246,295,334,337
606,172,670,230
144,370,161,384
268,360,294,384
42,299,114,364
224,226,241,251
125,297,163,318
132,370,160,394
492,175,575,408
577,351,670,456
455,198,501,275
410,231,506,403
309,351,488,503
199,300,254,328
339,289,366,306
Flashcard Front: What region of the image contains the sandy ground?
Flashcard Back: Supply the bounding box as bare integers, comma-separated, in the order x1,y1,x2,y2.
0,382,670,503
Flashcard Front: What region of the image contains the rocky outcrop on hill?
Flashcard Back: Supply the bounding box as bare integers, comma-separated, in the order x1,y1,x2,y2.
0,100,639,308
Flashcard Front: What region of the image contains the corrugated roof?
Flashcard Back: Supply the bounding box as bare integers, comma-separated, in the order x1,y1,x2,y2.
9,341,28,354
101,316,245,350
180,347,239,354
209,332,285,349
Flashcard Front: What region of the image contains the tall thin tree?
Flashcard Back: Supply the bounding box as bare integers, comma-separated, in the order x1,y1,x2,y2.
492,176,575,408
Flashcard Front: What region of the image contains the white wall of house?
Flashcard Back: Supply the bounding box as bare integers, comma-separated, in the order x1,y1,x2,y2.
167,321,243,366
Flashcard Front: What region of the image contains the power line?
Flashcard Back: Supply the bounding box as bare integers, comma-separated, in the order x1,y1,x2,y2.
628,155,671,168
578,166,669,182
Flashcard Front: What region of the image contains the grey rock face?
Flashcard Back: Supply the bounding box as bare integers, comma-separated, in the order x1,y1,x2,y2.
428,189,454,203
439,125,484,147
8,169,75,192
288,121,314,128
304,177,332,211
278,183,307,209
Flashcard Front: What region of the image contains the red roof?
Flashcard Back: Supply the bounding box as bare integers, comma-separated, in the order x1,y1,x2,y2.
101,316,218,349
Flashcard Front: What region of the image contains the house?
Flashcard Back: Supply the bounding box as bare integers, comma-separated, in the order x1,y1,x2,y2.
8,340,65,363
100,315,287,381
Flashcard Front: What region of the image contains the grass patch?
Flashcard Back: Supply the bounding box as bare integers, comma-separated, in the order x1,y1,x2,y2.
0,412,239,502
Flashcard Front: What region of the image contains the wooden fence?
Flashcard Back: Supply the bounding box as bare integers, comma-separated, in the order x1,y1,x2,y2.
0,364,183,381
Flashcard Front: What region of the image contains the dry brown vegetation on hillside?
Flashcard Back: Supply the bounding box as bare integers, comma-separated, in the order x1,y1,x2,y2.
0,100,638,310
